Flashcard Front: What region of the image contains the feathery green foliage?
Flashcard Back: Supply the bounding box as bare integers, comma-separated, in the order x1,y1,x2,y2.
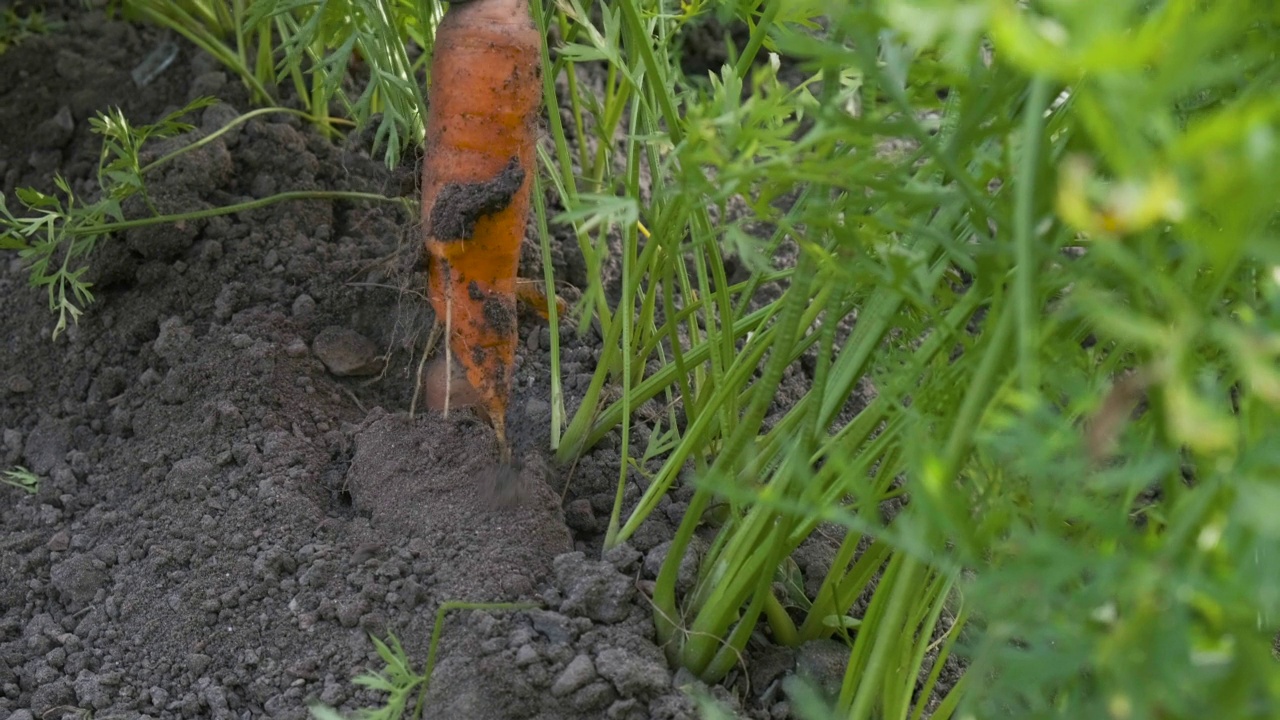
114,0,441,167
543,0,1280,718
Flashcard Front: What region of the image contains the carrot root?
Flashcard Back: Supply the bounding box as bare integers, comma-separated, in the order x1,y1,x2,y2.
420,0,542,463
516,279,568,321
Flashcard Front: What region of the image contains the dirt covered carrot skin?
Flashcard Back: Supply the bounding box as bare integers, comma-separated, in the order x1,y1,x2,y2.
421,0,542,459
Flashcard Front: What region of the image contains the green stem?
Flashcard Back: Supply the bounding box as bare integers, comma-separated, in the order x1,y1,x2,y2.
532,174,564,450
1015,77,1051,394
910,591,966,720
844,555,923,720
617,0,683,145
70,191,404,236
732,1,780,79
605,109,645,549
142,107,322,175
653,487,714,655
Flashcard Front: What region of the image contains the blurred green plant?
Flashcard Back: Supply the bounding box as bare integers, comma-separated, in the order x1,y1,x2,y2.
0,5,57,54
543,0,1280,718
0,5,58,54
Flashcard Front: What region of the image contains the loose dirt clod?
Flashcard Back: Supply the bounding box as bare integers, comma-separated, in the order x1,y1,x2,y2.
554,552,636,625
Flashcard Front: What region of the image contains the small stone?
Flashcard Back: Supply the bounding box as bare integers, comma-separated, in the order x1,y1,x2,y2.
554,552,635,624
525,397,550,420
73,671,109,710
359,612,388,635
514,644,540,667
749,644,796,697
564,498,597,533
292,294,316,318
203,683,230,717
644,539,701,594
212,406,245,437
23,416,70,475
31,678,75,715
603,543,642,573
336,601,363,629
189,653,212,675
47,530,71,553
167,456,215,485
32,661,58,686
312,326,381,377
550,654,596,697
6,374,32,393
607,698,647,720
794,639,849,699
33,106,75,148
27,148,60,176
594,647,670,696
300,559,333,587
250,173,277,198
189,71,227,101
50,554,107,611
153,316,193,361
570,680,617,712
529,610,574,645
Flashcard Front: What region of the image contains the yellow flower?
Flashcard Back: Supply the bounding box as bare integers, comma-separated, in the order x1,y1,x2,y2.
1056,155,1185,237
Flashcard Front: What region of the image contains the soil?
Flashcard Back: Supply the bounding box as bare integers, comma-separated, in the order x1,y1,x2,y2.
0,4,844,720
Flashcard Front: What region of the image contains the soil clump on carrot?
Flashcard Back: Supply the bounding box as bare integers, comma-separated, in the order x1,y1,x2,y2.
428,158,526,242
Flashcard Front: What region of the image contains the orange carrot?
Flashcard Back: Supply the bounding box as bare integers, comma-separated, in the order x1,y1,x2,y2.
419,0,542,463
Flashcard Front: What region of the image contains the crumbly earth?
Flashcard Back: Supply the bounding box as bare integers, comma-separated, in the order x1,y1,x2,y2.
0,4,846,720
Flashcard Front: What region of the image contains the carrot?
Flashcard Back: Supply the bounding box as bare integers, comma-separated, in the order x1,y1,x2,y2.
419,0,543,464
